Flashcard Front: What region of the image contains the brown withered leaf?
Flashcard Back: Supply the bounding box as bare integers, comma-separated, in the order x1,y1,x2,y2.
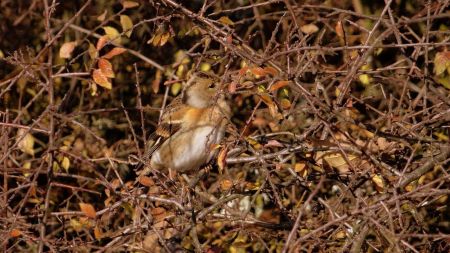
151,69,162,94
10,229,21,237
96,35,109,51
97,10,107,22
138,176,155,186
79,203,96,218
263,66,278,76
59,41,77,59
250,67,266,77
300,23,319,34
98,58,115,78
122,0,139,9
220,179,233,191
102,47,127,59
92,69,112,89
269,80,290,92
217,146,228,174
335,21,344,38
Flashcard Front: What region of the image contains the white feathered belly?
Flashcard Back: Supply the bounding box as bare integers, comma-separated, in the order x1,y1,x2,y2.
150,125,224,172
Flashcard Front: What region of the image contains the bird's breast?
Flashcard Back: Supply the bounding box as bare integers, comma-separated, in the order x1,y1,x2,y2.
150,124,225,172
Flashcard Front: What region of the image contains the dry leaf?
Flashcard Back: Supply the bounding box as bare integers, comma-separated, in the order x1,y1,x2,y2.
61,156,70,171
269,80,290,92
92,69,112,89
218,16,234,26
434,51,450,75
103,26,121,44
335,21,344,38
122,0,139,9
97,10,107,22
102,47,127,59
250,67,266,77
316,151,358,173
220,179,233,191
59,41,77,59
263,66,278,76
96,35,108,50
88,43,97,59
151,69,162,94
280,98,291,109
371,174,385,192
17,129,35,156
98,58,115,78
139,176,155,186
217,147,228,174
264,139,284,148
300,23,319,34
159,32,170,46
120,15,133,38
94,226,103,240
239,66,249,76
10,229,21,237
294,163,306,173
79,203,96,218
228,81,237,93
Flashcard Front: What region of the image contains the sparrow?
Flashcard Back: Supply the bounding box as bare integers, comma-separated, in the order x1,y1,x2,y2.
138,73,231,175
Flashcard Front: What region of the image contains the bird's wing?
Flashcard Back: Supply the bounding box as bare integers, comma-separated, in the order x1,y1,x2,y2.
136,97,186,172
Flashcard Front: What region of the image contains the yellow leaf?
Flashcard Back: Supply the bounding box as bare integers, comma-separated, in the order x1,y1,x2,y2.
300,23,319,34
70,219,83,232
98,58,115,78
171,82,182,96
120,15,133,38
102,47,127,59
88,43,97,59
122,0,139,9
371,174,385,192
437,75,450,89
102,26,121,44
17,129,34,156
358,74,371,85
94,226,103,240
61,156,70,172
434,51,450,75
294,163,306,172
159,32,170,46
79,203,97,218
280,98,291,109
200,62,211,72
59,41,77,59
218,16,234,26
148,33,161,46
92,69,112,89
